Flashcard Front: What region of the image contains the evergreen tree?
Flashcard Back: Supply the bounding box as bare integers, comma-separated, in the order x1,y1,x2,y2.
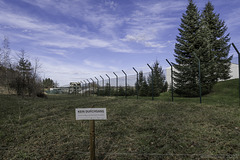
201,2,232,81
118,86,125,96
173,0,232,96
43,78,54,89
147,60,166,96
162,81,168,92
15,50,32,96
138,72,149,96
139,80,149,96
173,0,201,96
194,13,220,95
137,71,144,88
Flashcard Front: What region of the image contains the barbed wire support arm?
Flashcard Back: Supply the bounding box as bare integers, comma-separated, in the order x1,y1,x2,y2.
133,67,139,99
166,59,174,102
147,64,154,100
122,70,127,98
113,72,118,97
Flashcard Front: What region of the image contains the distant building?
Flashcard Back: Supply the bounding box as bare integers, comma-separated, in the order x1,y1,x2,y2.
48,83,81,94
230,63,238,79
165,63,239,86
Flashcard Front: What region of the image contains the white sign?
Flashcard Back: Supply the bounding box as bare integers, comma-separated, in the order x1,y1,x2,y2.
75,108,107,120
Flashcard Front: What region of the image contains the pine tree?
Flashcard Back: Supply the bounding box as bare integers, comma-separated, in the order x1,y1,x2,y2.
138,71,144,88
118,86,125,96
174,0,232,97
139,80,149,96
173,0,201,96
194,18,216,95
147,60,165,96
15,50,32,96
43,78,55,89
138,71,149,96
201,2,232,81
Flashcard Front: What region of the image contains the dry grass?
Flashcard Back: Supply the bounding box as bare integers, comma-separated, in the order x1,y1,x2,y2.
1,94,240,159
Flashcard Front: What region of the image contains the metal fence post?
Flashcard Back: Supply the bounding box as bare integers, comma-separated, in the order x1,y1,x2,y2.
90,78,95,96
79,81,82,96
95,77,99,96
84,80,87,96
232,43,240,105
100,75,104,96
106,74,111,96
133,67,139,99
87,79,91,96
113,72,118,97
193,53,201,104
147,64,154,100
80,81,83,96
122,70,127,98
82,81,84,96
166,59,174,102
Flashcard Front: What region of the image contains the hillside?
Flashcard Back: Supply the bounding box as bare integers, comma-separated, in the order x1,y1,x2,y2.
159,78,239,106
204,78,239,105
0,92,239,159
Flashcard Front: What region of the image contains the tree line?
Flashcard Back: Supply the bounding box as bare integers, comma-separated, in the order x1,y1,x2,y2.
0,36,55,97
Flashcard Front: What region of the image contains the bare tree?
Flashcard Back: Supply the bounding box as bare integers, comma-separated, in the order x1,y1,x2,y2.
0,36,11,93
31,58,43,97
2,36,11,68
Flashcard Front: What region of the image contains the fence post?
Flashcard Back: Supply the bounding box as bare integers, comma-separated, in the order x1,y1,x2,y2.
87,79,91,96
166,59,174,102
122,70,127,98
106,74,111,96
95,77,99,96
84,80,87,96
193,53,201,104
90,120,95,160
147,64,154,100
232,43,240,105
73,83,76,95
133,67,139,99
113,72,118,97
100,76,104,96
82,81,85,96
80,81,83,96
90,78,95,96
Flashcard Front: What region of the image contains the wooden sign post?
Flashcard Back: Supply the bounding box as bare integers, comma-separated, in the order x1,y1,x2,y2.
90,120,95,160
76,108,107,160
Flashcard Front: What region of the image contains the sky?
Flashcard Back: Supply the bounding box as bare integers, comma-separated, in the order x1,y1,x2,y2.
0,0,239,86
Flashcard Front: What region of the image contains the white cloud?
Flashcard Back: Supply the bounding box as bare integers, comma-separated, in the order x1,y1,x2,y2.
84,60,105,69
47,49,67,56
104,0,118,10
118,1,182,50
1,0,177,53
39,55,102,85
136,1,186,15
226,9,240,29
0,11,55,32
0,6,124,53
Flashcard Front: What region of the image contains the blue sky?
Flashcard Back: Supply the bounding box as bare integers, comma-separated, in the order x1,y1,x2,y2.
0,0,239,86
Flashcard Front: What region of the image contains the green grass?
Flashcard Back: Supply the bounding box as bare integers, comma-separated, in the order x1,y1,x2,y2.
158,79,239,106
0,79,239,159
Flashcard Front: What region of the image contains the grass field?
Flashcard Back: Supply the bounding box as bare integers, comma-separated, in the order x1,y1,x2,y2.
0,79,240,159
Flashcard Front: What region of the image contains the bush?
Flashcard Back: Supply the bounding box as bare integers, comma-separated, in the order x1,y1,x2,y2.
37,92,48,98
